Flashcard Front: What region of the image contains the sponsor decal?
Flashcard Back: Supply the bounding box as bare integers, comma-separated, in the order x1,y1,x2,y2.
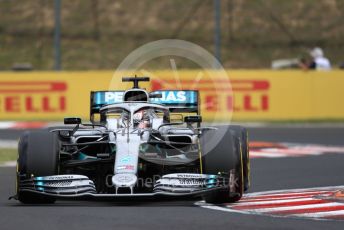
156,174,222,188
104,91,124,104
35,175,86,181
157,178,206,187
120,156,132,164
93,90,197,105
1,70,344,121
178,179,206,186
159,91,186,102
0,81,67,114
150,91,197,104
163,173,214,179
116,165,135,171
151,79,269,113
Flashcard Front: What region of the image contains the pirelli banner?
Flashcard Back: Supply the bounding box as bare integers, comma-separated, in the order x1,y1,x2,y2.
0,70,343,121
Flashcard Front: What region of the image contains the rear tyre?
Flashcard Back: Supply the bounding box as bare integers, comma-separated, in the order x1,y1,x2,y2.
17,130,59,204
228,125,250,191
200,125,244,204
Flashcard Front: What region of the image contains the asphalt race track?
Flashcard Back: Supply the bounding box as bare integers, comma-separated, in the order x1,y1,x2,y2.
1,126,344,230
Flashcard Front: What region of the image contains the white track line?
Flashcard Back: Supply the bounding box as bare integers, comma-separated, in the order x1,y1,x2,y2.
0,140,17,148
248,202,343,213
0,122,15,129
239,194,331,203
249,151,288,158
231,197,314,206
242,190,330,200
0,161,16,167
294,210,344,218
243,186,344,196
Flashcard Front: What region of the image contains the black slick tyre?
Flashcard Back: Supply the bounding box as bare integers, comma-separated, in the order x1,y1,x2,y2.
17,130,59,204
200,125,244,204
228,125,250,191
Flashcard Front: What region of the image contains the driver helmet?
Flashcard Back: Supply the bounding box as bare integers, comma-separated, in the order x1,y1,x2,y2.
133,109,150,128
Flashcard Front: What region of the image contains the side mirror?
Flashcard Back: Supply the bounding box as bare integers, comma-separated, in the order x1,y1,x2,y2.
184,115,202,123
64,117,82,125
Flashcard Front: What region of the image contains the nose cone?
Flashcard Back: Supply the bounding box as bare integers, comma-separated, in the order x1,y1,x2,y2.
112,174,137,188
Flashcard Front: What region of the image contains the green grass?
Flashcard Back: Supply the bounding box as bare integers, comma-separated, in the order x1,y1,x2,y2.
0,148,17,163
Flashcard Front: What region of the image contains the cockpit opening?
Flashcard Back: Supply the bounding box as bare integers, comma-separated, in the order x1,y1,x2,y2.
123,90,148,102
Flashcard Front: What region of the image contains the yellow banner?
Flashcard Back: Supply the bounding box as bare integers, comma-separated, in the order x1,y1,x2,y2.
0,70,343,121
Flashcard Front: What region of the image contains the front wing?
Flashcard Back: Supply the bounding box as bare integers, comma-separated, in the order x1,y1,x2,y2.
14,174,233,200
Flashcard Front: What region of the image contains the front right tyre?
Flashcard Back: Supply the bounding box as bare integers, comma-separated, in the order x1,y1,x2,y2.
228,125,250,191
200,125,244,204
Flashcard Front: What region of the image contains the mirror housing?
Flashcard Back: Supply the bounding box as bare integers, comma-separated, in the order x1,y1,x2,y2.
64,117,82,125
58,130,73,139
184,115,202,123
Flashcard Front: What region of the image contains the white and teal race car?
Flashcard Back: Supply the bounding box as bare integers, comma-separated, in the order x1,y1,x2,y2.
13,76,250,204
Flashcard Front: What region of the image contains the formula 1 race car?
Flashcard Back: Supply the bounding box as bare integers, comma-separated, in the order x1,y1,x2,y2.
13,76,250,204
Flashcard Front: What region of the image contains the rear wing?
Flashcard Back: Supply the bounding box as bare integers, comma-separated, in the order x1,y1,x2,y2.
150,90,199,113
90,90,199,121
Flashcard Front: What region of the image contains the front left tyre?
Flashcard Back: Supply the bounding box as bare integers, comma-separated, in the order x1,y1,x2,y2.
17,130,59,204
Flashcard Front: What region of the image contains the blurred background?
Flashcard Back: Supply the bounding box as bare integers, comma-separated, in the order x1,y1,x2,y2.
0,0,343,123
1,0,344,70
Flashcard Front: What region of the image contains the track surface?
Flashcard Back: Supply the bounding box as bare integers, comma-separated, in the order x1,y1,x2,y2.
1,127,344,230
